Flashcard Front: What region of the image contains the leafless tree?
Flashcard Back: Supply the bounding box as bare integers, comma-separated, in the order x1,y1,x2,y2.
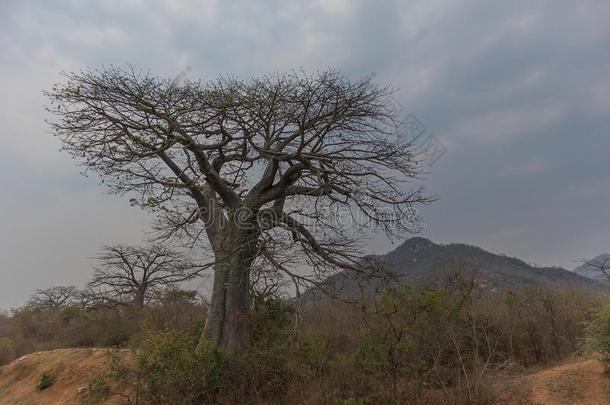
89,244,203,308
27,286,79,310
583,256,610,281
47,67,431,351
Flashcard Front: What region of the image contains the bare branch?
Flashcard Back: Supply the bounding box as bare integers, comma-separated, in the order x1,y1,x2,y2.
88,244,207,307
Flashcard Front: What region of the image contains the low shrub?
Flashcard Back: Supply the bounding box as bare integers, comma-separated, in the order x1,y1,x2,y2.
135,330,227,404
0,336,16,365
585,303,610,371
0,278,603,403
37,373,54,391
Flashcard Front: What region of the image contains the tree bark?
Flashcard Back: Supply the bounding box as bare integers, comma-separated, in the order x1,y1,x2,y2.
134,287,146,308
197,226,257,353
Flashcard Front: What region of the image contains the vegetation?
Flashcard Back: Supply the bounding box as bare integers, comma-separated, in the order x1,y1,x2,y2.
1,273,606,403
89,244,203,308
585,303,610,372
47,68,431,351
0,287,205,357
37,373,54,391
0,336,16,365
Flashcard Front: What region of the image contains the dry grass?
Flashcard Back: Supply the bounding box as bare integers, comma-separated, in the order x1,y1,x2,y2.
0,280,607,404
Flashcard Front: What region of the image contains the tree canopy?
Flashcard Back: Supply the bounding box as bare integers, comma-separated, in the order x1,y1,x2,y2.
47,67,430,349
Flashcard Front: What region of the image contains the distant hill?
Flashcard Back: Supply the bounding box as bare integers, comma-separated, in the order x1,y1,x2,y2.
573,254,610,285
302,238,610,300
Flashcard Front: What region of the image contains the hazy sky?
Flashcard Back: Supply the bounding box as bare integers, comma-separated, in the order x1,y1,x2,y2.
1,0,609,309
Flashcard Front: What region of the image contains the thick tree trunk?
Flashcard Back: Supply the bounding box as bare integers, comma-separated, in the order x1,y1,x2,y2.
133,288,146,308
197,226,257,353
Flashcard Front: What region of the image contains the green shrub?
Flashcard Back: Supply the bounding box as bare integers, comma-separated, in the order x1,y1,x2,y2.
135,330,227,404
37,373,54,391
353,335,392,377
233,346,293,400
585,303,610,371
79,376,111,405
297,332,331,378
79,350,134,405
0,336,16,365
251,296,293,346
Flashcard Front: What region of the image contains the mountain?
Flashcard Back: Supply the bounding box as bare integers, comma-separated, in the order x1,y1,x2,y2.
302,238,610,300
573,254,610,285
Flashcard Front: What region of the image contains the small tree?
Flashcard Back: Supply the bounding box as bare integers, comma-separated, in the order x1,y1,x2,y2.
27,286,79,310
89,244,202,308
583,256,610,281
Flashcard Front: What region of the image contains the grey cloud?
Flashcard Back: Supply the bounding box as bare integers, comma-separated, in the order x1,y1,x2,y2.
0,0,609,308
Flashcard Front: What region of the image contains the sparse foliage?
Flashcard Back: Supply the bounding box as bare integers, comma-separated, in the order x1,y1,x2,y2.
47,67,431,350
27,286,79,310
89,244,202,308
135,330,228,404
37,373,54,391
584,256,610,281
585,303,610,372
0,281,602,402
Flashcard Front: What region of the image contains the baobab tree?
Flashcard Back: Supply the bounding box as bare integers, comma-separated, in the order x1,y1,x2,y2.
89,244,202,308
27,286,79,310
46,67,431,351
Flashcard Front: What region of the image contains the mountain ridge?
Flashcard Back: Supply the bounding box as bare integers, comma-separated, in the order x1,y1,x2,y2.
303,238,610,300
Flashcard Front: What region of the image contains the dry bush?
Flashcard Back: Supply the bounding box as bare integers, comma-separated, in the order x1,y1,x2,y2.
0,279,604,404
0,335,16,365
474,287,601,366
289,279,603,404
0,289,206,366
584,302,610,371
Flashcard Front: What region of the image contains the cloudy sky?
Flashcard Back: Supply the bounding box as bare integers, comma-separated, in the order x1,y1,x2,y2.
1,0,609,308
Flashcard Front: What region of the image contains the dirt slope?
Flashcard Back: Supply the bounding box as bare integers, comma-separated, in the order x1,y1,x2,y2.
0,348,130,405
497,358,610,404
1,348,609,404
